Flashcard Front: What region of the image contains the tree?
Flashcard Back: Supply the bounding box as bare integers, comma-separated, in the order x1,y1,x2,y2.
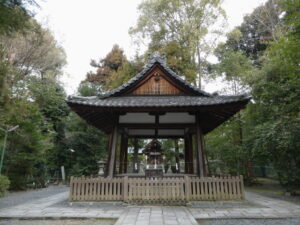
0,8,68,189
208,0,300,190
130,0,226,87
0,0,38,104
85,45,127,87
248,1,300,189
0,0,36,36
218,0,282,64
84,44,141,91
214,37,254,94
0,19,66,80
3,99,52,189
28,78,70,179
65,84,107,176
146,41,197,83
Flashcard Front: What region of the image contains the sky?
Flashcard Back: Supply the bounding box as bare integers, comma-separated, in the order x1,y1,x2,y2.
35,0,267,95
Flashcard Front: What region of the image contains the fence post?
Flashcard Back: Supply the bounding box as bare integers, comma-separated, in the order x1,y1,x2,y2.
185,176,191,202
123,176,128,202
240,175,245,199
69,176,73,201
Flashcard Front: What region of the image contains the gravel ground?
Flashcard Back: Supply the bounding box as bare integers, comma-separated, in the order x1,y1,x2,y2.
0,185,68,209
0,219,115,225
198,218,300,225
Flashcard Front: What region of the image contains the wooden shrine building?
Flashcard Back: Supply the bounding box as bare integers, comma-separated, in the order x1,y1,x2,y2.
67,52,250,202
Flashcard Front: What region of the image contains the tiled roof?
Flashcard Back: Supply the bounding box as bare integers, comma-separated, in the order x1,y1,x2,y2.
101,52,211,98
67,95,250,108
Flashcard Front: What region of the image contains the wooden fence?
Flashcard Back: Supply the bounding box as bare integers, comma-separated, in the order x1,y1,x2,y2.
69,175,244,203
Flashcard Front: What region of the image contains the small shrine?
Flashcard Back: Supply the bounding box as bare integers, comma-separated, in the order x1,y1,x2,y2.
143,139,163,177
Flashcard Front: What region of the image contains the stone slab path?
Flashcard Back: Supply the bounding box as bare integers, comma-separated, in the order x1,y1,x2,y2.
0,192,122,219
0,189,299,225
115,207,198,225
190,192,300,220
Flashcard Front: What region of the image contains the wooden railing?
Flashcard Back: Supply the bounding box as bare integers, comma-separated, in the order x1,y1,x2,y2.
69,175,244,202
69,177,123,201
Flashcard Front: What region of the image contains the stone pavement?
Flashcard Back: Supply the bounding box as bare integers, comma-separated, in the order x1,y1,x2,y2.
115,207,198,225
190,192,300,220
0,190,299,225
0,191,122,219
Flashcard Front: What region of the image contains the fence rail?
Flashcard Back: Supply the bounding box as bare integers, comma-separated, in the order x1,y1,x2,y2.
69,175,244,203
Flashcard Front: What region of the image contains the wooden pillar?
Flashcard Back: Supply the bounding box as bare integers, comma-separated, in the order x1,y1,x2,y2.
133,138,139,173
119,134,128,174
119,134,124,174
104,132,113,177
196,114,205,177
174,139,180,173
184,136,189,174
188,134,194,174
107,125,118,178
124,137,128,173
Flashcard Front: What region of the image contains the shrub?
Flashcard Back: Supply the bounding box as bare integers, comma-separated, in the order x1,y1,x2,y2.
0,175,10,197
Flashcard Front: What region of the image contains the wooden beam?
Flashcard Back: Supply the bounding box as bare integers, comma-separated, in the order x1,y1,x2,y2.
118,123,195,129
107,125,118,178
196,114,205,178
149,112,166,116
127,135,184,139
155,114,159,137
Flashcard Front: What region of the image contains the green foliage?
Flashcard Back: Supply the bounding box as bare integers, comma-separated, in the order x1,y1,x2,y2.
65,113,107,176
247,118,300,191
213,46,254,93
3,99,52,190
208,0,300,190
244,9,300,189
77,82,102,97
59,82,108,177
84,44,140,92
0,2,69,190
0,175,10,197
130,0,226,86
0,50,11,106
147,41,197,83
221,0,282,63
0,19,66,79
282,0,300,37
28,78,70,180
206,121,242,175
0,0,34,35
106,60,140,90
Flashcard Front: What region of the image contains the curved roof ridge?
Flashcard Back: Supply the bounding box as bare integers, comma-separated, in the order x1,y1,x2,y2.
101,52,211,98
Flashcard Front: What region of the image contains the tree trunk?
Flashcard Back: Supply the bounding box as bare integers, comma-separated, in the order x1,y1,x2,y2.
197,43,202,89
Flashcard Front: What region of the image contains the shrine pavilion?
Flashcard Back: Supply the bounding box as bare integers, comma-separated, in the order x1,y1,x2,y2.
67,52,250,180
